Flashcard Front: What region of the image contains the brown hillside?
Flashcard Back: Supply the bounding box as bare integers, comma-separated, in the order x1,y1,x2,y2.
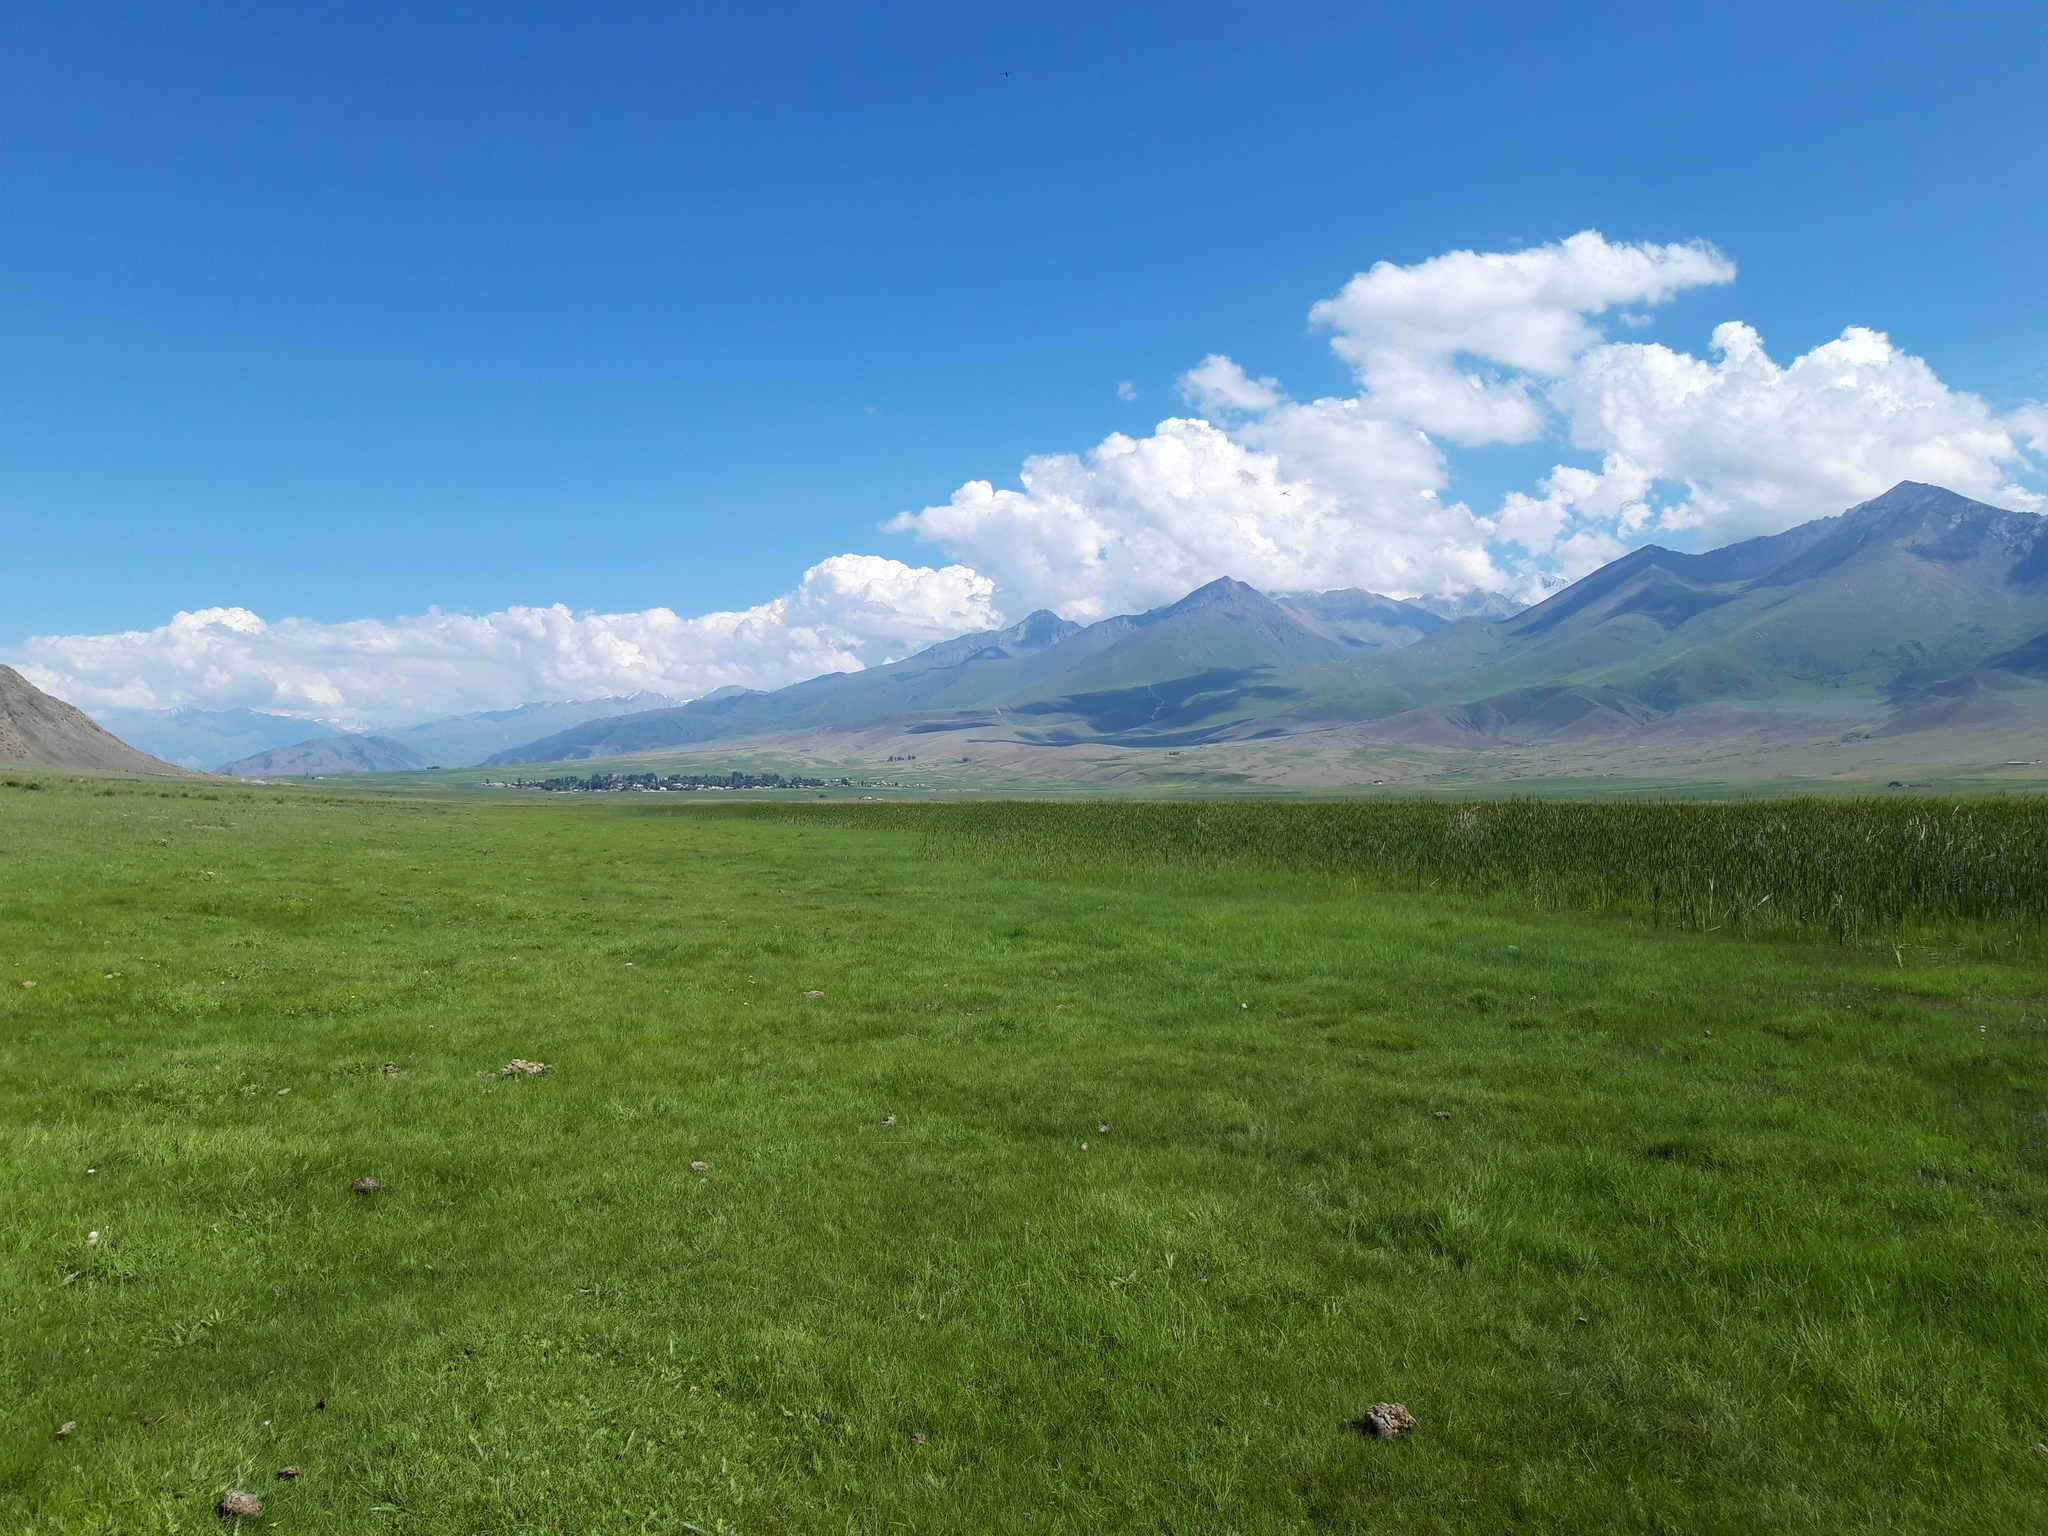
0,667,188,775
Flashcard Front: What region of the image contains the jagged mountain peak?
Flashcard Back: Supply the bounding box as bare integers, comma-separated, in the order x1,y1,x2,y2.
886,609,1083,672
1141,576,1272,618
1756,480,2045,589
1849,480,2005,519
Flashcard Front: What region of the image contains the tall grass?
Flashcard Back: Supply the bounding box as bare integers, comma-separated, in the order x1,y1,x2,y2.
682,797,2048,939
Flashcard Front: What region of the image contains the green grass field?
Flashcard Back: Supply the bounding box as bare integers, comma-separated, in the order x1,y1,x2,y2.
4,779,2046,1533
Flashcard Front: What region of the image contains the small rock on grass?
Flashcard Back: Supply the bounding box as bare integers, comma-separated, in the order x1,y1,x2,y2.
910,1432,928,1446
1431,1111,1453,1120
217,1489,262,1518
499,1059,549,1077
351,1177,380,1194
275,1466,303,1479
1359,1403,1416,1439
689,1160,709,1172
55,1421,76,1440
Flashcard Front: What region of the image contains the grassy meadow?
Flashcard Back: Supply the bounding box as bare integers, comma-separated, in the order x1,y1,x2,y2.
3,778,2047,1533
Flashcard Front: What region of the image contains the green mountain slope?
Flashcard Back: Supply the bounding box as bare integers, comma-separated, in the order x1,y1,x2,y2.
1258,482,2048,745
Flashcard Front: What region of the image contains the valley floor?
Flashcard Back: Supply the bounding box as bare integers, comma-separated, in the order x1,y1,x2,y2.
3,781,2045,1532
443,680,2048,799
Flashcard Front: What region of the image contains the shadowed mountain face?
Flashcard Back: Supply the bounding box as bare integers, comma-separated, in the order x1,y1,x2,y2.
1988,629,2048,677
1267,589,1447,651
0,667,186,774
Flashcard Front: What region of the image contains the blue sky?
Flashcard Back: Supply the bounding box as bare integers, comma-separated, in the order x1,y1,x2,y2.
5,2,2047,722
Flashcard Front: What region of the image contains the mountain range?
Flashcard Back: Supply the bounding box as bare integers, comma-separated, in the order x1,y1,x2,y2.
1265,479,2048,745
156,694,685,775
20,481,2048,788
482,586,1452,764
478,482,2048,784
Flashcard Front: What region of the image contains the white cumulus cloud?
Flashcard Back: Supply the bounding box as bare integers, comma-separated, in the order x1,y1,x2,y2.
890,230,2044,611
11,555,998,728
1535,321,2046,546
1308,230,1737,444
1179,354,1285,417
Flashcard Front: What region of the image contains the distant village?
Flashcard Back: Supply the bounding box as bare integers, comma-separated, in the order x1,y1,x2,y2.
496,771,837,793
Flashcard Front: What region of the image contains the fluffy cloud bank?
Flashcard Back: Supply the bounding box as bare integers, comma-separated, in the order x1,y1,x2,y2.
892,230,2046,613
1524,321,2046,550
13,555,996,727
1308,231,1736,445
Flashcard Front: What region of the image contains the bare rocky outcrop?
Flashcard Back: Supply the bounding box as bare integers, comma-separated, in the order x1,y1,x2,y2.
0,667,187,775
